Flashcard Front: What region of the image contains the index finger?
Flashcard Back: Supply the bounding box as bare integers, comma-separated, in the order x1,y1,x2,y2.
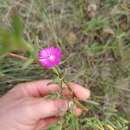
8,80,60,98
67,83,90,101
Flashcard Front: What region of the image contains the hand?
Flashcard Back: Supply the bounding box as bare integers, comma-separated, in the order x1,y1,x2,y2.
0,80,90,130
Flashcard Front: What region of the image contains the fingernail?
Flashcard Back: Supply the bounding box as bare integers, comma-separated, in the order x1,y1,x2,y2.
68,101,74,109
55,100,68,115
75,108,83,116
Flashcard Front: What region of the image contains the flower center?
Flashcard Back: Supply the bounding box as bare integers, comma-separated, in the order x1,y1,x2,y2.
49,55,55,61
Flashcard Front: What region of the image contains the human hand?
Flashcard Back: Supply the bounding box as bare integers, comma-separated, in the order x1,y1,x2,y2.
0,80,90,130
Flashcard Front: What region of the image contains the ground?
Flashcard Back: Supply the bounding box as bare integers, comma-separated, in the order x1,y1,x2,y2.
0,0,130,130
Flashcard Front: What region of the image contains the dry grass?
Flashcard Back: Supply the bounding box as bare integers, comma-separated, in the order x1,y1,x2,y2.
0,0,130,129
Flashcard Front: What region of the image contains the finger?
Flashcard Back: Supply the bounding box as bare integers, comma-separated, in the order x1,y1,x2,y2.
62,88,74,98
67,83,90,101
35,117,59,130
7,80,60,98
74,107,83,116
31,99,68,120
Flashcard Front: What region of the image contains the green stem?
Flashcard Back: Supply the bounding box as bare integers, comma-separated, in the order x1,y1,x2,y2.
63,80,88,111
52,67,64,94
52,67,60,77
52,67,88,111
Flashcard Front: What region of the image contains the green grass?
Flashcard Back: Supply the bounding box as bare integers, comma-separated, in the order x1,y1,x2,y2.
0,0,130,129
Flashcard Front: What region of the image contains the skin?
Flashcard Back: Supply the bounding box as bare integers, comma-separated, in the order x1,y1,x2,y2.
0,80,90,130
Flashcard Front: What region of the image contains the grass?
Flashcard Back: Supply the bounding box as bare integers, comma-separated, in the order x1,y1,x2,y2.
0,0,130,129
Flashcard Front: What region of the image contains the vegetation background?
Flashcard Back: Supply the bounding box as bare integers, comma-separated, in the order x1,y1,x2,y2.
0,0,130,130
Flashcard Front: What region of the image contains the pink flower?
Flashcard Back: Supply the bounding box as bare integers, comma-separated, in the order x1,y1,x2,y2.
38,47,62,69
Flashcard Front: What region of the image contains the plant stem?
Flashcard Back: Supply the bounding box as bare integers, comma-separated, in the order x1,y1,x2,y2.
8,52,38,64
63,80,88,111
52,67,64,94
53,67,88,111
8,53,27,60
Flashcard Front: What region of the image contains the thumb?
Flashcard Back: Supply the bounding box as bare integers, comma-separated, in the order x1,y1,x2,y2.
30,99,68,120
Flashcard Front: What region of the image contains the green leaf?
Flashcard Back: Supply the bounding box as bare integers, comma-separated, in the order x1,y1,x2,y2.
65,111,79,130
48,123,62,130
84,17,108,33
52,77,61,84
0,28,13,55
11,15,23,38
0,16,34,56
22,58,34,69
11,16,34,52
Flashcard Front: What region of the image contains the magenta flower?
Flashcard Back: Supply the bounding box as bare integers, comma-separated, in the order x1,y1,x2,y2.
38,47,62,69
